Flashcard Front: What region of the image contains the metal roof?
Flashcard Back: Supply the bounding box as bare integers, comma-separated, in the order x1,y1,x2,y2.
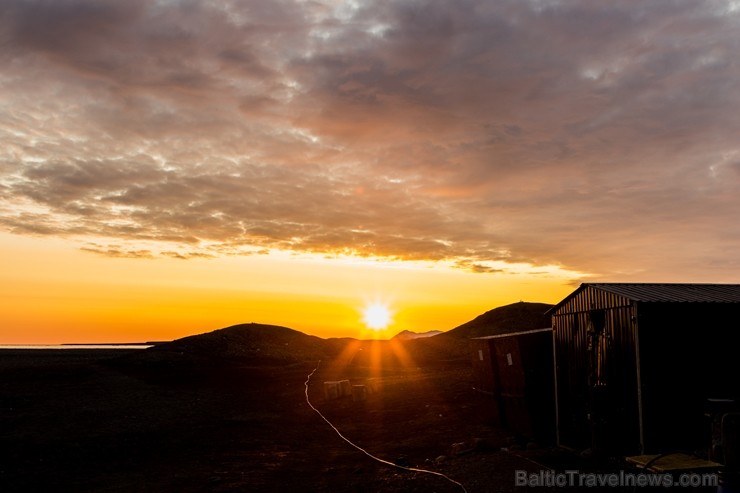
547,283,740,314
588,283,740,303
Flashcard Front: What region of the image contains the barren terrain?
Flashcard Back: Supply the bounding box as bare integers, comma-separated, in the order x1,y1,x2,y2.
2,306,714,492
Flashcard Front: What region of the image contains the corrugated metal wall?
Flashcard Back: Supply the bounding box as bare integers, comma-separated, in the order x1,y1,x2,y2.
553,284,740,455
552,286,640,453
470,331,555,442
471,338,497,394
553,311,589,449
470,338,503,425
494,331,555,442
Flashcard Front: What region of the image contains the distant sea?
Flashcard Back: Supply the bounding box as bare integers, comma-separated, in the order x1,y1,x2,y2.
0,344,154,350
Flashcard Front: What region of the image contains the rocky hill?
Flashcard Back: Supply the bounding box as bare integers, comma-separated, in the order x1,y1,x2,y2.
440,301,553,339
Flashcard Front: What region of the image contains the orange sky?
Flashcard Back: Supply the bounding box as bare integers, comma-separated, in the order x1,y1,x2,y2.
0,232,578,343
2,1,739,343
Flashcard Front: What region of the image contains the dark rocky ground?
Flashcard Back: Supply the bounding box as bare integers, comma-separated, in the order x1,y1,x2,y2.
0,347,523,492
0,311,722,492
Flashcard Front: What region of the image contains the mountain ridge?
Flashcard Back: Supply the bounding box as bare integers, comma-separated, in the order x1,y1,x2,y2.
391,329,444,340
438,301,553,339
125,302,554,367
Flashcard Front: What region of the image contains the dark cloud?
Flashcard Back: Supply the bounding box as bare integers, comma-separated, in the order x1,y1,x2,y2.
1,0,740,279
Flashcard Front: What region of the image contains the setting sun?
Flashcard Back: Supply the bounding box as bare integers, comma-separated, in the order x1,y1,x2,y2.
362,303,392,330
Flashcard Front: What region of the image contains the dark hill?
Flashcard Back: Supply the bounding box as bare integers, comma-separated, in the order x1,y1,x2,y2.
163,323,327,358
119,303,553,371
123,323,336,368
440,301,553,339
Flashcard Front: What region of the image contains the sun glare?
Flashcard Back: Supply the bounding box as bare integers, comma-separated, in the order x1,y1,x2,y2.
363,302,392,330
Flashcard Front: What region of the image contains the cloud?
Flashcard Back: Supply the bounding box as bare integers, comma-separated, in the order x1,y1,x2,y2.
1,0,740,280
454,260,505,274
81,244,155,259
160,250,216,260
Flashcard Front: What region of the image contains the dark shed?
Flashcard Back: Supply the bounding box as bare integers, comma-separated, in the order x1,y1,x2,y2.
471,328,555,443
548,283,740,456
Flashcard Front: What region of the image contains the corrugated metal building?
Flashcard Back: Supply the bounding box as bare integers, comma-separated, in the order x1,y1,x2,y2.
471,328,555,443
548,283,740,456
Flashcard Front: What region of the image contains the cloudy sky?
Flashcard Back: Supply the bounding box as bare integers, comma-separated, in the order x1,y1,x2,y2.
2,0,740,342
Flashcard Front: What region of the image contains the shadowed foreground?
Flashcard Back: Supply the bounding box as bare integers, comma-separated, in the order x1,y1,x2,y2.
2,347,530,492
2,319,710,492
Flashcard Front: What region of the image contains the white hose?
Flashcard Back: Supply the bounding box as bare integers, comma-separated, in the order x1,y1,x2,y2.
304,361,468,493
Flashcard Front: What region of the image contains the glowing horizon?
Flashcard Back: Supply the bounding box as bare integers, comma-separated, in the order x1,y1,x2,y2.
0,232,578,344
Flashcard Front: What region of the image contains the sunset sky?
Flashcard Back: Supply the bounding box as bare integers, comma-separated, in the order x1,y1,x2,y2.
2,0,740,343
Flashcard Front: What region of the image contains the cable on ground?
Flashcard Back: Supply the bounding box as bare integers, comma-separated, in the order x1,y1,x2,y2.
304,360,468,493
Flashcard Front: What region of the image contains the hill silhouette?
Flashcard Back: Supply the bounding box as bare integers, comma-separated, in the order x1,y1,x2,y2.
124,323,339,368
121,302,553,371
440,301,553,339
162,323,327,358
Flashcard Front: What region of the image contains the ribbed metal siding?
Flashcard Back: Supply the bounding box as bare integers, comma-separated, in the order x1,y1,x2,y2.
552,286,640,453
553,310,590,449
553,285,633,314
